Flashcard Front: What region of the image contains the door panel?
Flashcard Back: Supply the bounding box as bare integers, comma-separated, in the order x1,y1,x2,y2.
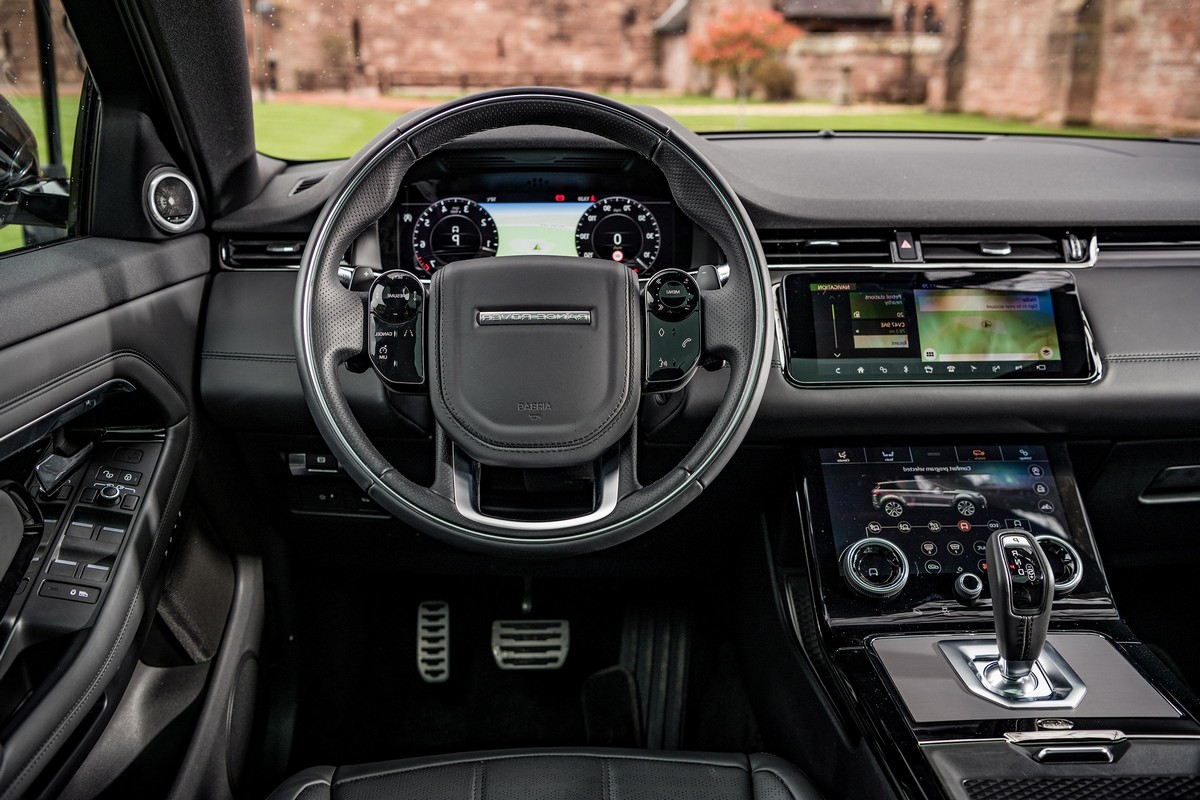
0,234,207,798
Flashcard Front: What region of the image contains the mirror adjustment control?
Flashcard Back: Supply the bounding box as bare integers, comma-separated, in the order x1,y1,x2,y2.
840,537,909,598
644,269,701,385
97,485,121,505
368,270,425,386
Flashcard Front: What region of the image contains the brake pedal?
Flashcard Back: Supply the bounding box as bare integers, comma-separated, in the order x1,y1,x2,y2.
491,619,570,670
417,601,450,683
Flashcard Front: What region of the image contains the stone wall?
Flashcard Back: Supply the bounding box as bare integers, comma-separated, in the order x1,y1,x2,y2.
930,0,1200,134
248,0,674,93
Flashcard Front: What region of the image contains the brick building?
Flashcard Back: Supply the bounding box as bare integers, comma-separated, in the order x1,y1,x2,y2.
929,0,1200,134
246,0,675,93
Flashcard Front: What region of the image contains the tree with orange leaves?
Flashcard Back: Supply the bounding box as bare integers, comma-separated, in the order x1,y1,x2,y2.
691,5,802,119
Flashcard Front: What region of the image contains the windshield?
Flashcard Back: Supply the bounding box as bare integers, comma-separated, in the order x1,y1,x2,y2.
247,0,1199,161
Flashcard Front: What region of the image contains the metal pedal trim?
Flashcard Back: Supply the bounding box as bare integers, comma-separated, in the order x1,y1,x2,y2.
417,601,449,683
491,619,570,670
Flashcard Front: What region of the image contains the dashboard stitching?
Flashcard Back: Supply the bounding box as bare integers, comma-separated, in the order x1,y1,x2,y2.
331,753,754,788
0,349,174,414
432,269,634,453
201,351,295,363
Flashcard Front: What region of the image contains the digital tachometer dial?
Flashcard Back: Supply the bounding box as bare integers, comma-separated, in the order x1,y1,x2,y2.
412,197,498,272
574,196,661,271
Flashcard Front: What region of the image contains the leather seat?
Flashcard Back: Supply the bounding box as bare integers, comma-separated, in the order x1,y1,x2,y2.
268,748,822,800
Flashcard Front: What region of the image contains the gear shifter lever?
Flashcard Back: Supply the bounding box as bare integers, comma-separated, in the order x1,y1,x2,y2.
986,529,1053,686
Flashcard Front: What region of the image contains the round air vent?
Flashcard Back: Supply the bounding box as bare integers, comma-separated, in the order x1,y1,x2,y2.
146,168,199,233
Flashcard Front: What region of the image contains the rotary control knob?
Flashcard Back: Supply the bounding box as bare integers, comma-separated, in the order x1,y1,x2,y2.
1034,534,1084,596
954,572,984,606
98,485,121,505
840,537,909,598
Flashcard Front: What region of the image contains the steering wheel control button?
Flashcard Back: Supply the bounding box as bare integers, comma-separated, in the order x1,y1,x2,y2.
841,537,909,598
39,581,100,604
645,270,701,386
368,271,426,386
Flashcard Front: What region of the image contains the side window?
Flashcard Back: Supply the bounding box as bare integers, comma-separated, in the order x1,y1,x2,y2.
0,0,88,256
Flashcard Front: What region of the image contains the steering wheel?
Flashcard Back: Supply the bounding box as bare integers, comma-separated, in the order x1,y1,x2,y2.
295,88,772,555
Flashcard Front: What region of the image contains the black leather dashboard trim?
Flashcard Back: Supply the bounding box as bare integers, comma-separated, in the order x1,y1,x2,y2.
0,235,209,351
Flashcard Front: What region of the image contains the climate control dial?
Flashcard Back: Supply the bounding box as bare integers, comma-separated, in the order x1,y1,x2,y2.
841,537,910,598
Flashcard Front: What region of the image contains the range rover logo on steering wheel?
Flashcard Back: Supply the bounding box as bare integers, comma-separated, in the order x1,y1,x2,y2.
477,310,592,325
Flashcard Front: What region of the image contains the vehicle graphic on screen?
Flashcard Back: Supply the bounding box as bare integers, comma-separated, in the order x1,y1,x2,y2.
870,479,988,518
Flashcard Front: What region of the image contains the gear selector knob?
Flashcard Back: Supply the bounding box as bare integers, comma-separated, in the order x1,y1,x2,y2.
986,530,1053,681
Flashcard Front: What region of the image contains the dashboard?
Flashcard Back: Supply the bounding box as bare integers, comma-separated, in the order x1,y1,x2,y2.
376,149,689,276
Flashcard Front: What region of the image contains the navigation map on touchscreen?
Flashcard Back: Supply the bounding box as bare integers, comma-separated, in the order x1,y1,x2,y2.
914,289,1061,362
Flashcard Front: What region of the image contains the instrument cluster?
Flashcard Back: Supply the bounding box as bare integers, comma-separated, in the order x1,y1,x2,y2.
377,149,688,277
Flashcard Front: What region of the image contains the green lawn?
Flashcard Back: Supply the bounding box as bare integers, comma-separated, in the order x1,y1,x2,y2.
251,100,1134,161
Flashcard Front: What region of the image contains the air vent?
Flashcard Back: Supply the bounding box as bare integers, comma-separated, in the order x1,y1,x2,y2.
1097,228,1200,251
919,233,1081,264
289,175,325,195
760,232,893,266
222,237,307,269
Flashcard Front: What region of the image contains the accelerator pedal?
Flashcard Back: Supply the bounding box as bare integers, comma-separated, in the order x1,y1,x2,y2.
491,619,570,670
416,601,450,683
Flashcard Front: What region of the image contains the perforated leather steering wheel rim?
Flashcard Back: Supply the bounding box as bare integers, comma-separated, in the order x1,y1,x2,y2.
294,88,773,556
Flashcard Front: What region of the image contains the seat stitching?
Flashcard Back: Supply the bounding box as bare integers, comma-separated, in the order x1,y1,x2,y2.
333,753,752,787
751,766,805,800
471,762,480,800
602,757,611,800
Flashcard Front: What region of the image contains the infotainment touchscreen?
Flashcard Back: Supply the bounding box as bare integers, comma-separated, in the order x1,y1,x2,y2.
782,271,1097,385
817,444,1073,578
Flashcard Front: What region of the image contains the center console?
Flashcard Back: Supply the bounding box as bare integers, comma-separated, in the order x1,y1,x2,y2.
787,441,1200,800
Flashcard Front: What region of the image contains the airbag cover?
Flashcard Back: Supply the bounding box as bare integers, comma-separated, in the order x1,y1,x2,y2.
429,256,641,468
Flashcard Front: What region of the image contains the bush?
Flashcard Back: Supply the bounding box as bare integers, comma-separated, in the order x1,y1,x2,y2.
753,60,796,101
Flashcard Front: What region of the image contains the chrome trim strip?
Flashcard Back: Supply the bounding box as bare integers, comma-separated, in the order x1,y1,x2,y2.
939,639,1087,710
146,170,199,234
477,310,592,325
1035,534,1085,595
766,235,1099,271
451,448,620,531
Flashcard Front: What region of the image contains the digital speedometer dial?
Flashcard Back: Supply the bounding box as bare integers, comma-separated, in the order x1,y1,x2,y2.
412,197,498,272
574,196,661,271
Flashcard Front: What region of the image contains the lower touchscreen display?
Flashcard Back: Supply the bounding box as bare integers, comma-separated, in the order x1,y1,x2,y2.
818,444,1073,578
782,271,1096,384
